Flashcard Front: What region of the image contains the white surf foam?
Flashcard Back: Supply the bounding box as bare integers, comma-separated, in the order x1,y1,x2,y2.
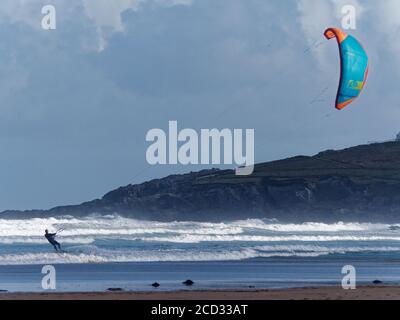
1,243,399,265
0,215,392,238
1,215,400,265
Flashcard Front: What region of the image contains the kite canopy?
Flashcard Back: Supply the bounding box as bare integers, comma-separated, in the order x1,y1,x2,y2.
324,27,369,110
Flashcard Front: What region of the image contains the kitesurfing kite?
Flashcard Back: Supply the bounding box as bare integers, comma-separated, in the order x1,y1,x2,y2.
324,27,369,110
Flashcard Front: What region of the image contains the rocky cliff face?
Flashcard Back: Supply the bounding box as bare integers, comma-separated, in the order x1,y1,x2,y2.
3,141,400,222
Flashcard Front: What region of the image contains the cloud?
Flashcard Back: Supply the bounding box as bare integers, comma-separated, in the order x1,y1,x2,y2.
82,0,142,51
83,0,141,33
0,0,193,52
372,0,400,57
373,0,400,31
82,0,192,51
297,0,335,66
154,0,192,6
297,0,364,67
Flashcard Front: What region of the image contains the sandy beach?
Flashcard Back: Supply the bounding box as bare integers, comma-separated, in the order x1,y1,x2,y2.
0,286,399,300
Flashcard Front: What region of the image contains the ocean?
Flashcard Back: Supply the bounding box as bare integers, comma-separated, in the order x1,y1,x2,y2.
1,215,400,292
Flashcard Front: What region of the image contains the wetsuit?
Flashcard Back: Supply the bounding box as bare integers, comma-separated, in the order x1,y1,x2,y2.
45,233,61,252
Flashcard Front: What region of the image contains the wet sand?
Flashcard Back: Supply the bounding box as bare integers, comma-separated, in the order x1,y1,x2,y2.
0,286,399,300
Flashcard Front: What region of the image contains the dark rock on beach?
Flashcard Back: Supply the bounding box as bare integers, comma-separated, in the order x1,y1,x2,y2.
107,288,124,292
183,280,194,286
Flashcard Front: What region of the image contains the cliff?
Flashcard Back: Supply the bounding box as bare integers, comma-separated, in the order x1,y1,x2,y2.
3,141,400,222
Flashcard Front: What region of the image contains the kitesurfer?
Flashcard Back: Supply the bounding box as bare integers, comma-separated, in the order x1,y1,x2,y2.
45,229,62,252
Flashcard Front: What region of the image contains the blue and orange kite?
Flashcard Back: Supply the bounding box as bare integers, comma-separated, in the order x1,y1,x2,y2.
324,27,369,110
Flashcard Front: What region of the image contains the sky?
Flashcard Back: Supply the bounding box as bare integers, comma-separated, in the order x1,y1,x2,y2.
1,0,400,211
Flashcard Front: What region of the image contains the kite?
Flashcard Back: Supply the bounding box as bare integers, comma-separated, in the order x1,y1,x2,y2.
324,27,369,110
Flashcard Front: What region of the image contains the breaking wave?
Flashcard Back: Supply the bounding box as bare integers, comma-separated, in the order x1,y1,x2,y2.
1,215,400,265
